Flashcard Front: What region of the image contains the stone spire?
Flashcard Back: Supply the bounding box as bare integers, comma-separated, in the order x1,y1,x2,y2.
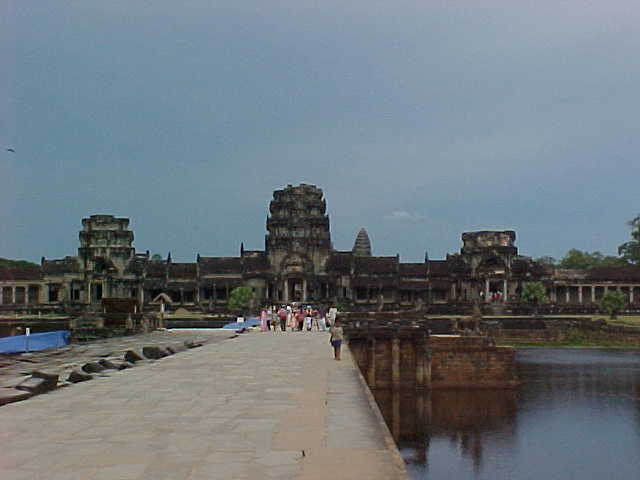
352,228,372,256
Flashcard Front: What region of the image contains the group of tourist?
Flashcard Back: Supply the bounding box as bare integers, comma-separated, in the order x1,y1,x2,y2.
257,303,343,360
258,304,338,333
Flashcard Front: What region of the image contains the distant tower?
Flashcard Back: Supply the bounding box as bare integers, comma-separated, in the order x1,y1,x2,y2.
78,215,134,273
352,228,372,256
266,184,332,274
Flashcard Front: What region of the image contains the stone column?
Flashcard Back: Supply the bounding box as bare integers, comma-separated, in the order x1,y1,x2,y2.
578,286,583,304
367,337,376,388
451,283,456,301
503,279,508,302
392,335,401,388
283,280,289,303
302,279,307,302
415,334,429,389
11,286,15,304
550,286,557,303
391,390,400,441
485,279,490,303
591,285,596,303
565,287,570,304
630,287,635,304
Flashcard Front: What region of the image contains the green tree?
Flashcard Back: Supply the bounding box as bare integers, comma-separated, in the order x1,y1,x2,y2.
601,290,626,319
0,257,38,268
521,282,547,314
558,249,628,270
535,256,557,266
227,287,254,315
618,215,640,265
150,254,163,261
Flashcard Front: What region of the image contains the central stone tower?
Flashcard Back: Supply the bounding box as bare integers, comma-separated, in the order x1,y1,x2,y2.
265,184,332,302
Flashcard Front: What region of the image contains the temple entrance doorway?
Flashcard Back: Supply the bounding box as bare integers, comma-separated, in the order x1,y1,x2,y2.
488,279,505,303
287,278,303,302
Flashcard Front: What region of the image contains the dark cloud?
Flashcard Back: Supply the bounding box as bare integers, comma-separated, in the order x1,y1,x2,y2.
3,1,639,262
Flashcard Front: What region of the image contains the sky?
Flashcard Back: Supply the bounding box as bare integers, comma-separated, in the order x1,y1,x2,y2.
2,1,639,263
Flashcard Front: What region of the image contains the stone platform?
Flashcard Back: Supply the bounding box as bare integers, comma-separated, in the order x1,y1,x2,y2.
0,331,406,479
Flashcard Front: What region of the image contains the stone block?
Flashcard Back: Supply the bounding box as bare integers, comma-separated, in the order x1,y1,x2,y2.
68,370,94,383
98,359,119,370
142,346,170,359
124,350,144,363
0,389,32,406
82,362,106,373
184,341,203,349
16,372,59,395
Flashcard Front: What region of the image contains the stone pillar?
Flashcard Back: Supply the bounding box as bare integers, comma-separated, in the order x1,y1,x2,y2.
503,279,508,302
550,286,557,303
302,279,307,302
591,285,596,303
11,286,16,304
451,283,456,301
415,334,429,389
578,286,583,304
391,390,400,441
283,279,289,303
565,287,570,304
630,287,635,304
392,335,401,388
367,337,376,388
485,279,490,303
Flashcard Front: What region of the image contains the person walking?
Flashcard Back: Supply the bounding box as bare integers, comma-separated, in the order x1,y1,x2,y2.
329,319,344,361
318,305,327,331
260,307,268,332
277,306,288,332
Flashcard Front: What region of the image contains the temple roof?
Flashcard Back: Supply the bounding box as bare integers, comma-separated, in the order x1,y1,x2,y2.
587,266,640,281
353,256,398,275
169,263,197,279
41,257,80,275
0,266,43,281
199,257,247,275
399,263,427,276
326,252,353,274
352,228,372,256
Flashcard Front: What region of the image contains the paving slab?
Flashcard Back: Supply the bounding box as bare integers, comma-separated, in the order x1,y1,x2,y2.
0,331,406,479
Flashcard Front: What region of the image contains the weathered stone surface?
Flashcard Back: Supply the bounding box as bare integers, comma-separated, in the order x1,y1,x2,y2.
98,358,119,370
15,371,59,395
0,389,32,406
117,361,135,370
142,346,170,359
184,341,203,349
82,362,106,373
67,370,93,383
124,350,144,363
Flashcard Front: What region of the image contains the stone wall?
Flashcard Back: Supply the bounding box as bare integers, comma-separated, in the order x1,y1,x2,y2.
347,327,518,390
429,336,518,388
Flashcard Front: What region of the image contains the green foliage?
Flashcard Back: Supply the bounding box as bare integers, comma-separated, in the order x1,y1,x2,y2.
150,254,163,261
601,290,627,319
521,282,547,304
535,256,557,266
558,249,628,270
227,287,254,313
618,215,640,265
0,257,39,268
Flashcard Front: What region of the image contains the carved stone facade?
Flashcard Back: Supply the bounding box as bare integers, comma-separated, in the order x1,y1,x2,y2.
1,184,639,313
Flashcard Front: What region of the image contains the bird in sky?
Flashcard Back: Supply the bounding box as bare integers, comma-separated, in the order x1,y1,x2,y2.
6,148,15,153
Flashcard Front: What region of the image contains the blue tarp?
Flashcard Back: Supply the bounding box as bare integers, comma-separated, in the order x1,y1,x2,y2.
0,330,70,354
222,317,261,330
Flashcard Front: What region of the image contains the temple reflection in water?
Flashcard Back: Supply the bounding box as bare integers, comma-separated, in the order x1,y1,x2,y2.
374,389,518,472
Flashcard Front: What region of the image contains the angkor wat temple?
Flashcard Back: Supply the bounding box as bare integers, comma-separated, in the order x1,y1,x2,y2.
1,184,639,314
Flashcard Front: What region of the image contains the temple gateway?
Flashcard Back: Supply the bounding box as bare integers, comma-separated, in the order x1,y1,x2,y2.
1,184,639,313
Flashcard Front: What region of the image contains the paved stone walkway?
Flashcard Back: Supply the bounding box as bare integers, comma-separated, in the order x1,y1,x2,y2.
0,331,406,479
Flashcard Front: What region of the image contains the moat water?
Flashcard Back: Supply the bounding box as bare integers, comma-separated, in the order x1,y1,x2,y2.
374,348,640,480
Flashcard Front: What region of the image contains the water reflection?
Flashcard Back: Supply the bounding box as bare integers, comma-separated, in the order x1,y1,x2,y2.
374,348,640,480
